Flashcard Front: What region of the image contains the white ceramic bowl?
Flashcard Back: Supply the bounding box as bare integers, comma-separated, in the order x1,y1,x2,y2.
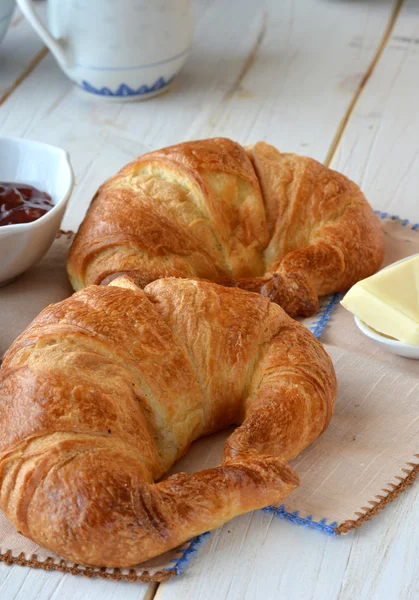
0,137,74,285
354,253,419,359
0,0,15,45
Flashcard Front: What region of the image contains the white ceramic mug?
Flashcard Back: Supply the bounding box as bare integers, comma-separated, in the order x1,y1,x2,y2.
16,0,193,100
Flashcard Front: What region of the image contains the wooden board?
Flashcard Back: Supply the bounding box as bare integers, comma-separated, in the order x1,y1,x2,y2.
2,0,419,599
0,6,46,103
330,0,419,223
0,0,395,231
0,562,158,600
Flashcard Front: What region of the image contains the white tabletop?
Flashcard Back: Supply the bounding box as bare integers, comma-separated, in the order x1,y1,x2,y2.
1,1,419,599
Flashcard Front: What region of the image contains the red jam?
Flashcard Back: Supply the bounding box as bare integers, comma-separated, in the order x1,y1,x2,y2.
0,182,53,227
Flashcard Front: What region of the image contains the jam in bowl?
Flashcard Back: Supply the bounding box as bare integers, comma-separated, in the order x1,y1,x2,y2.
0,136,74,285
0,182,54,227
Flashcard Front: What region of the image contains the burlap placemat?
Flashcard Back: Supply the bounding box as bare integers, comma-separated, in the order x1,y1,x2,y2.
0,215,418,581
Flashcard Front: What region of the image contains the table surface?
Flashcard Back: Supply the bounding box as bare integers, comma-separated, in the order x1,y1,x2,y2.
1,1,419,599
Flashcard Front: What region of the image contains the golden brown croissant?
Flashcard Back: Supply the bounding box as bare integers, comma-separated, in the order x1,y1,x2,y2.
67,138,384,317
0,277,336,567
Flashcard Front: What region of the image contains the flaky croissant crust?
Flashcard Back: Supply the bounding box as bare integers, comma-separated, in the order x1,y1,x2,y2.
67,138,384,317
0,277,336,567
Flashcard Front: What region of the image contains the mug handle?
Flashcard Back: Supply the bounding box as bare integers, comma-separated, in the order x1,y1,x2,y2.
16,0,71,67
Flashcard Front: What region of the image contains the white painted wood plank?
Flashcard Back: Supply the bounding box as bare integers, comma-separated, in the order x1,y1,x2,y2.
2,1,414,599
340,484,419,600
157,511,354,600
324,6,419,597
331,0,419,223
339,483,419,600
0,0,396,232
0,562,154,600
0,4,46,100
155,479,419,600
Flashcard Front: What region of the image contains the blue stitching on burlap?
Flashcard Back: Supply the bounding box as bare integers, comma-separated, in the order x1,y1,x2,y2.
166,532,211,575
263,505,338,535
374,210,419,231
309,292,343,339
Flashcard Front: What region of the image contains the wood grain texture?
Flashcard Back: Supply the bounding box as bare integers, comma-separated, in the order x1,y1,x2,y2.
0,562,155,600
2,0,418,598
0,0,395,232
0,6,47,104
331,0,419,223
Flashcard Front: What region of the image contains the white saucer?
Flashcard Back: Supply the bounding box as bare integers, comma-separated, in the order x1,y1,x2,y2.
354,317,419,360
352,253,419,359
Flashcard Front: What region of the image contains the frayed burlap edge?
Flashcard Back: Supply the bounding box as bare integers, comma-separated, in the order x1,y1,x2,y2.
0,550,176,583
336,455,419,534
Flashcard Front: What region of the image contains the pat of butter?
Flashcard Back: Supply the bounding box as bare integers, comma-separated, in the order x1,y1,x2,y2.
341,255,419,345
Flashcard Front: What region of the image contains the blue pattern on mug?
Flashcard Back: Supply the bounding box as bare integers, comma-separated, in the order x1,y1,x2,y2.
80,75,174,97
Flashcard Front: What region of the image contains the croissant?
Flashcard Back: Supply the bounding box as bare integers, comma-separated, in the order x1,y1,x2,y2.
0,276,336,567
67,137,384,317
